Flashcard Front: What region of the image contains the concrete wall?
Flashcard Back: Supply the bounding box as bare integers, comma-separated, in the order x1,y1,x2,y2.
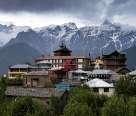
98,88,115,96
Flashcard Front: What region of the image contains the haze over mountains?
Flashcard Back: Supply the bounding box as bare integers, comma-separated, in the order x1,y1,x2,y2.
0,20,136,74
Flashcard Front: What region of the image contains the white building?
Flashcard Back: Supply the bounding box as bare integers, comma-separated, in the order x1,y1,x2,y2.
128,70,136,76
68,69,89,80
88,64,119,81
86,78,115,96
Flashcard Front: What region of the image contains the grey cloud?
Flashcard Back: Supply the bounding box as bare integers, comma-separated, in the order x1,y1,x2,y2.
0,0,101,23
0,0,97,12
110,0,136,14
0,0,136,24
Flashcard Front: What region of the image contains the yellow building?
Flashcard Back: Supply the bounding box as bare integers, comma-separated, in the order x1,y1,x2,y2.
8,64,31,78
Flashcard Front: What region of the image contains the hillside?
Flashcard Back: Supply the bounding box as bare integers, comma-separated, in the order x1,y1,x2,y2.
0,42,41,75
123,45,136,70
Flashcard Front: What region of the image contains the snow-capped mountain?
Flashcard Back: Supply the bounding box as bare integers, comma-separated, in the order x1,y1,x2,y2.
3,20,136,55
0,24,30,46
5,21,136,56
1,21,136,74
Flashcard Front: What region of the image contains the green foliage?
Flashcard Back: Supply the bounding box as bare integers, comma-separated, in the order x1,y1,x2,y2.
128,97,136,116
0,77,7,101
0,84,136,116
116,76,136,96
65,87,108,116
49,96,64,116
102,96,128,116
2,97,48,116
63,101,94,116
48,93,69,116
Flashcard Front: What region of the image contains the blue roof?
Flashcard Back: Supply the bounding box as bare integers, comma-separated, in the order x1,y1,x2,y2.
10,64,31,69
55,82,78,90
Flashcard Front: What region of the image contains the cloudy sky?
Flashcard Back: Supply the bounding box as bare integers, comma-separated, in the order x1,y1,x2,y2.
0,0,135,28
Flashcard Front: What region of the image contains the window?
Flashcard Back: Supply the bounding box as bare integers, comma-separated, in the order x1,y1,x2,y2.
59,59,62,63
93,88,99,92
32,78,39,87
78,64,83,69
78,59,83,63
104,88,109,92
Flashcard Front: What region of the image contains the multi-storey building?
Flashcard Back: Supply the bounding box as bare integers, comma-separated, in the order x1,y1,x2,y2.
35,43,91,70
91,51,127,73
8,64,31,78
102,51,127,71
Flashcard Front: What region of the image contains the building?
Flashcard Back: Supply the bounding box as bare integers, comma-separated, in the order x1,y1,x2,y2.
102,51,127,71
68,69,88,80
35,43,91,70
24,71,50,88
53,43,72,56
91,51,127,72
8,61,52,79
48,67,66,83
128,70,136,76
5,86,65,100
31,61,52,71
88,64,119,82
8,64,32,78
86,78,115,96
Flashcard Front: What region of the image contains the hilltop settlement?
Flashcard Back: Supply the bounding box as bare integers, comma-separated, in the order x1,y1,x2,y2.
5,43,135,100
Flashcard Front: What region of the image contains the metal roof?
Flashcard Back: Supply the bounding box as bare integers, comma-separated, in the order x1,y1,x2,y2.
129,70,136,75
90,69,115,75
10,64,32,69
86,78,114,88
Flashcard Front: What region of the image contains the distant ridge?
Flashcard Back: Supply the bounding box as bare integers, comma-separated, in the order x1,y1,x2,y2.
0,21,136,74
123,45,136,70
0,42,41,75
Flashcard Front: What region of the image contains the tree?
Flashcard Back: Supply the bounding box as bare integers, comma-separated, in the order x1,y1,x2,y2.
0,77,7,102
68,87,108,116
128,97,136,116
63,101,94,116
115,76,136,96
48,90,69,116
49,96,64,116
2,97,48,116
102,96,128,116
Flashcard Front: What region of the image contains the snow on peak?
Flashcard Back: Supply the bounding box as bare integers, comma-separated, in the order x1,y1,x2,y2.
62,22,77,30
0,24,30,46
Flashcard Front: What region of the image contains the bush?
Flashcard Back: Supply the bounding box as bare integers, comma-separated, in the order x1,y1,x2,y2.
115,76,136,96
2,97,48,116
63,101,94,116
102,96,128,116
128,97,136,116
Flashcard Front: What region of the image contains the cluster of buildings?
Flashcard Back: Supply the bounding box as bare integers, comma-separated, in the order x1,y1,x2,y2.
6,43,133,98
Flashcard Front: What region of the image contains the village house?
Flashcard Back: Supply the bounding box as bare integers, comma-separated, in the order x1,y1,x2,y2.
68,69,88,80
24,71,51,88
88,63,119,82
102,51,127,72
91,51,129,74
8,64,32,78
128,69,136,77
86,78,115,96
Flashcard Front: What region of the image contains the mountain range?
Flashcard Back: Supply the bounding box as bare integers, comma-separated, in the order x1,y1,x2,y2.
0,20,136,74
